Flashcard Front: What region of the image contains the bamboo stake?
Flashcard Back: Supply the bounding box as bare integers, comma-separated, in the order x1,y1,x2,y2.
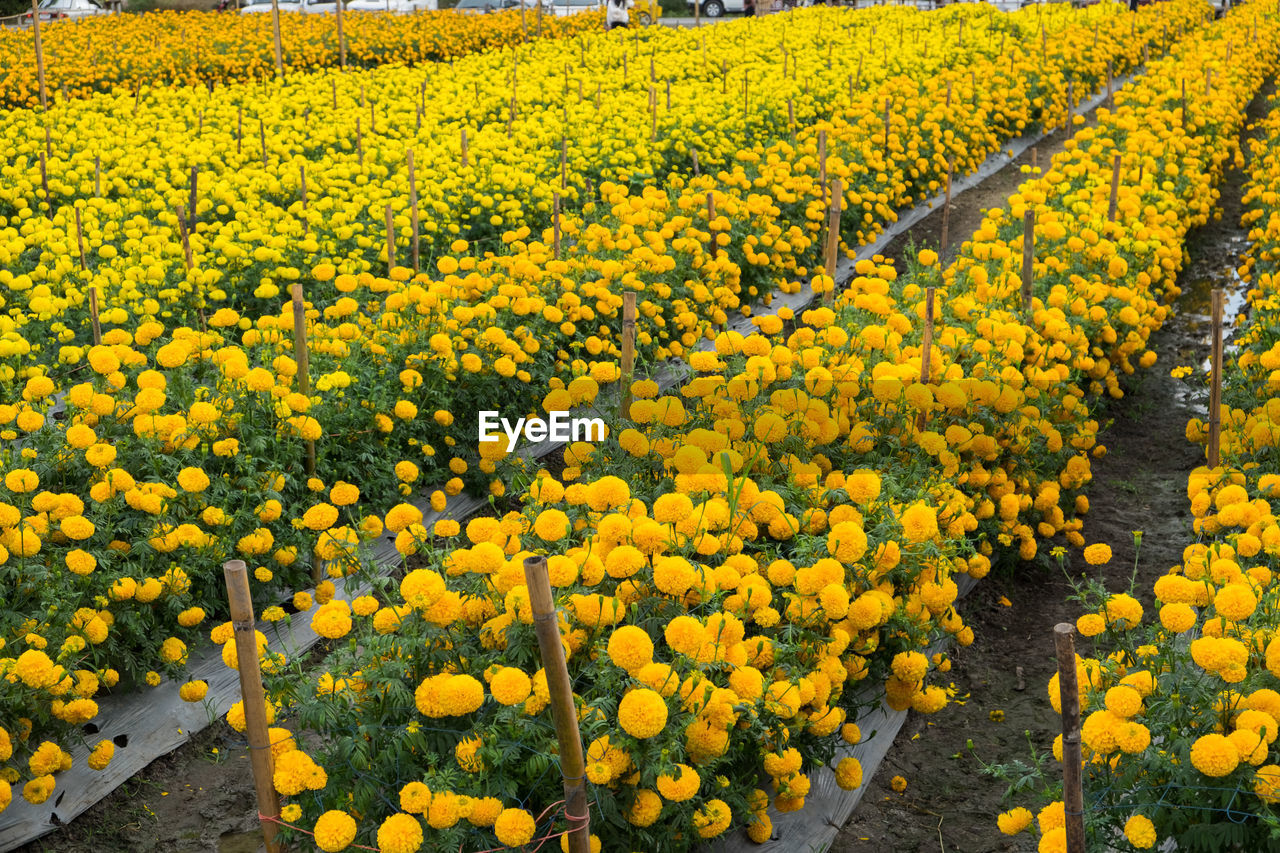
32,0,47,111
823,178,843,304
336,0,346,68
1209,289,1223,468
817,129,827,211
175,208,194,271
89,287,101,347
553,192,561,260
385,203,395,274
270,0,284,78
940,159,953,250
188,166,199,226
289,282,317,488
39,152,51,218
522,556,591,853
222,560,282,853
1107,154,1122,222
620,292,637,421
1022,208,1035,313
74,207,88,271
916,286,935,432
406,150,419,272
1054,624,1085,853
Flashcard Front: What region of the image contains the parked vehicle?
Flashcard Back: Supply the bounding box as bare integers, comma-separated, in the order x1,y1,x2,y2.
454,0,526,12
22,0,110,22
683,0,746,16
346,0,438,12
543,0,600,16
240,0,303,13
630,0,660,23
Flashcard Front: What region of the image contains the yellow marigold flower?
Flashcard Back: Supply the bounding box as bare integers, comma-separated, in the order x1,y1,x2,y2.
656,763,700,802
314,809,358,852
835,757,863,791
1190,733,1240,778
489,668,532,706
618,688,668,739
29,741,63,776
66,549,96,575
493,807,536,847
87,740,114,771
1159,603,1196,633
997,806,1033,835
899,502,938,544
1076,613,1105,637
533,508,571,542
1124,814,1157,849
626,788,663,827
1215,583,1258,621
273,750,328,796
890,775,907,793
891,651,928,683
693,798,732,838
376,812,423,853
607,625,654,673
1083,543,1112,565
23,775,55,805
179,680,209,702
311,601,353,640
302,503,340,532
1103,593,1143,630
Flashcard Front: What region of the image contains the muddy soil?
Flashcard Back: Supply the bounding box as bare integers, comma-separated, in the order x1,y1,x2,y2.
832,86,1270,853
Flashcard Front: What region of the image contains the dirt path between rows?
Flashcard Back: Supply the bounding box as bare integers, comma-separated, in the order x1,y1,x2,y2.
832,84,1272,853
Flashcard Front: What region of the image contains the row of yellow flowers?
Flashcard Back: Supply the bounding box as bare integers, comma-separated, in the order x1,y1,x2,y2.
214,2,1268,849
0,0,1214,838
0,7,603,110
1000,7,1280,853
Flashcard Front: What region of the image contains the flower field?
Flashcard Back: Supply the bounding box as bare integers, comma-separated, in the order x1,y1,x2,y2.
2,0,1277,850
1000,10,1280,852
0,8,603,110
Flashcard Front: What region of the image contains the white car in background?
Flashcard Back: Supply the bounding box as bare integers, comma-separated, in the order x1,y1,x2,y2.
239,0,347,12
453,0,532,11
22,0,111,21
346,0,438,11
543,0,601,15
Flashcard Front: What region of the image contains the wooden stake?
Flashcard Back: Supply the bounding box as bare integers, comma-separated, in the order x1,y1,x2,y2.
32,0,47,111
188,166,199,226
259,119,267,168
823,178,843,304
818,129,828,211
1106,60,1114,112
1053,624,1085,853
356,116,363,165
883,98,891,148
1208,288,1223,468
237,105,243,155
1022,208,1035,313
916,286,935,432
691,148,700,176
407,150,419,272
560,136,567,190
270,0,284,78
89,287,101,347
94,155,101,198
336,0,346,68
74,207,88,271
522,556,591,853
1107,154,1122,222
299,163,307,210
385,203,395,274
940,159,953,250
39,152,51,218
222,560,282,853
461,127,469,168
289,282,316,484
1065,80,1073,129
175,208,194,271
619,292,637,421
553,192,561,260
